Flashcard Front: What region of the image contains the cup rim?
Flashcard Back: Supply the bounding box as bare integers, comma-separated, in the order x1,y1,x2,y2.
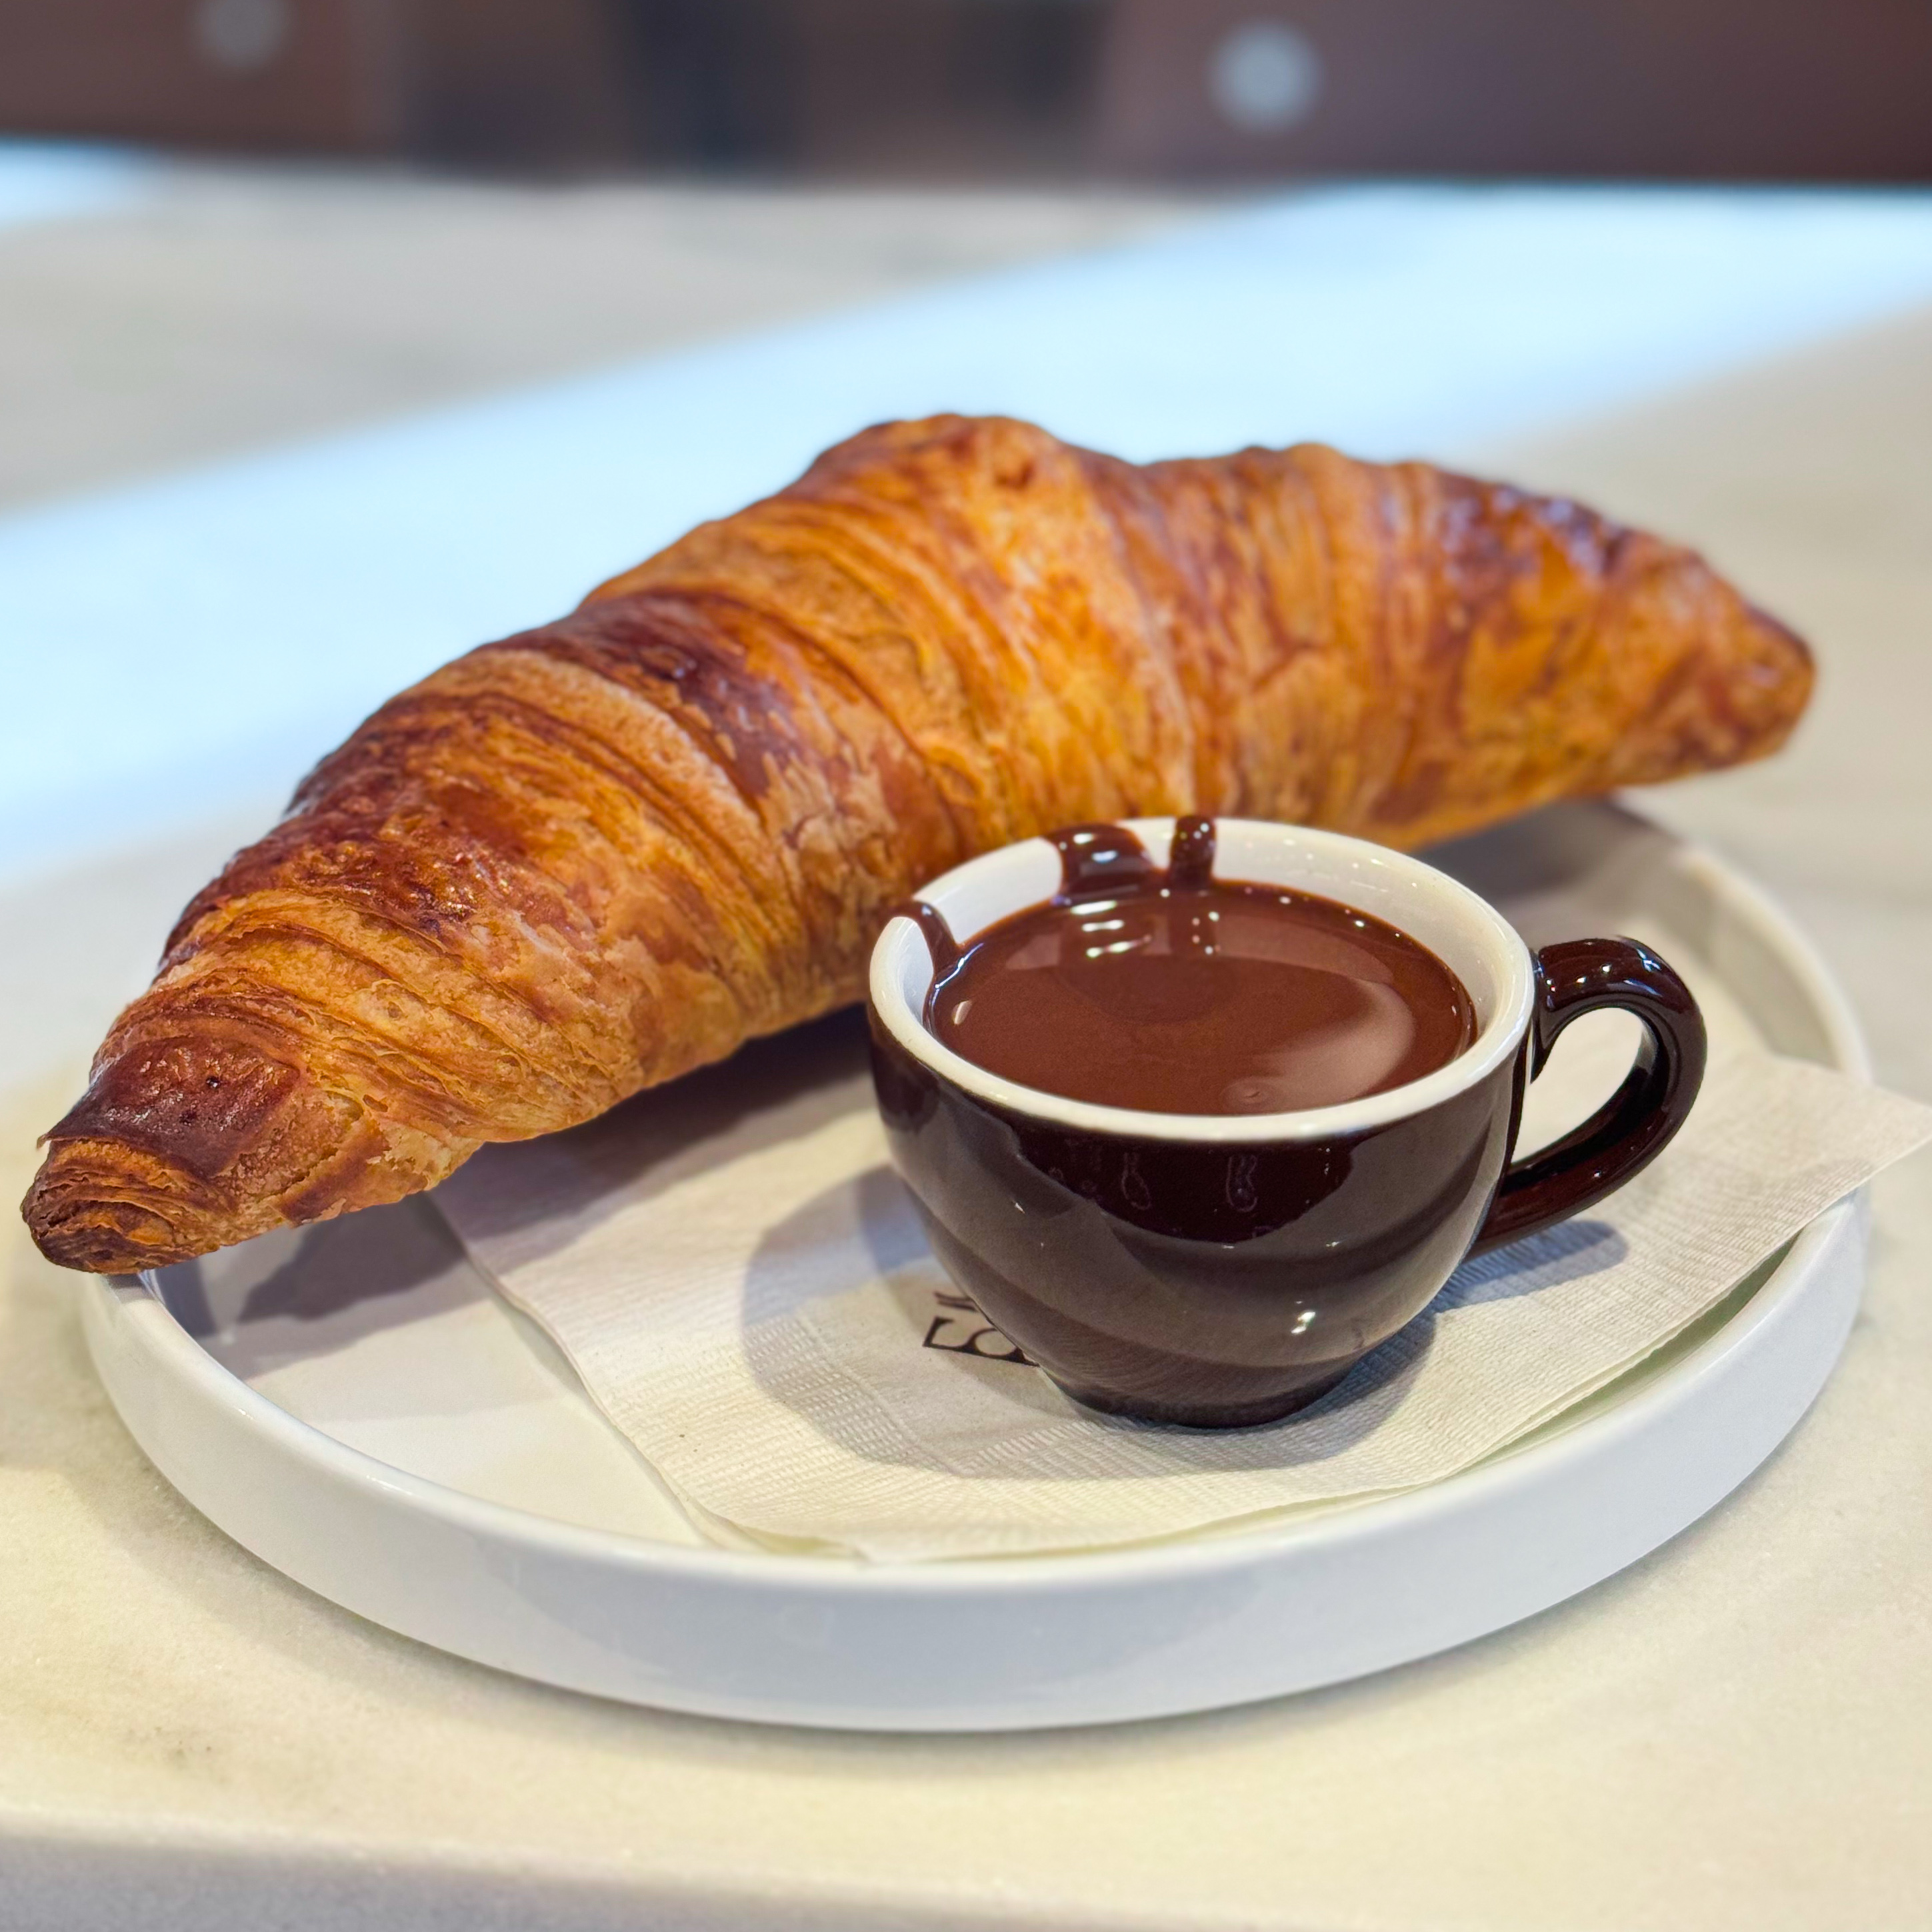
869,817,1535,1145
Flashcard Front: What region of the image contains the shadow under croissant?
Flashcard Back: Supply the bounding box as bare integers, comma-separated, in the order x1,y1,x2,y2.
158,1195,491,1385
434,1007,876,1271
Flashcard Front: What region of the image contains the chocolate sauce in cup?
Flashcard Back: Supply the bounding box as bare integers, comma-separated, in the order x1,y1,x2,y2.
869,816,1705,1429
919,819,1476,1117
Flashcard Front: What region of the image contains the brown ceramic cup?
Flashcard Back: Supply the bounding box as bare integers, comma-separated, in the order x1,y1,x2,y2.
867,817,1705,1429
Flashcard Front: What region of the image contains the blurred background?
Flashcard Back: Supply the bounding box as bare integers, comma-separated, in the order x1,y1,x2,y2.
4,0,1931,181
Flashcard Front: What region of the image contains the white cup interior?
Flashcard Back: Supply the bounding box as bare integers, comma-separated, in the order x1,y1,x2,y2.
869,817,1535,1144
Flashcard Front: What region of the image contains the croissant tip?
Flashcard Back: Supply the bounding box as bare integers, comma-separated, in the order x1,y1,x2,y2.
21,1151,199,1275
1737,599,1816,743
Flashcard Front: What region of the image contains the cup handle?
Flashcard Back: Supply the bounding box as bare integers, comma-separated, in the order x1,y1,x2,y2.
1469,937,1707,1256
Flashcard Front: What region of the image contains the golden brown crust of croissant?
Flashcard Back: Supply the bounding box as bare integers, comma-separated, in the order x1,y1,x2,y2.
23,417,1811,1272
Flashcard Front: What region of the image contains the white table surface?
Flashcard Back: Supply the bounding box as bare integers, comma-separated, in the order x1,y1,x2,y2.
3,167,1931,1929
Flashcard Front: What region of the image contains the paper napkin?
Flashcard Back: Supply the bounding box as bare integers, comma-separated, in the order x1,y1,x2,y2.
437,1012,1932,1561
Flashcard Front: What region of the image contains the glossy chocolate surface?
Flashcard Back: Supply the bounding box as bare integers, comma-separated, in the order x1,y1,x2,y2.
919,819,1475,1116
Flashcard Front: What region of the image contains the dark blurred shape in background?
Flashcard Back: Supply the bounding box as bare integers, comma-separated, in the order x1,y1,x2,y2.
2,0,1930,179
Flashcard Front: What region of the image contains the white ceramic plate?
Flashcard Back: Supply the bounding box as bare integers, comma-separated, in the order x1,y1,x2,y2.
83,799,1869,1731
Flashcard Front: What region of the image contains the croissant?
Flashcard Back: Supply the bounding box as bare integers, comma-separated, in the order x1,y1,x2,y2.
24,415,1810,1273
